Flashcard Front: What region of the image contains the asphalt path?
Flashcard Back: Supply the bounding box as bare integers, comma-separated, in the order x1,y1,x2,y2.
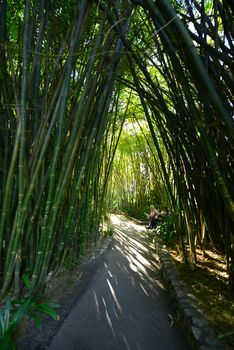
48,214,188,350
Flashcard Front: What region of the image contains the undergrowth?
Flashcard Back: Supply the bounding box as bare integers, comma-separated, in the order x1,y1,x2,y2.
167,240,234,348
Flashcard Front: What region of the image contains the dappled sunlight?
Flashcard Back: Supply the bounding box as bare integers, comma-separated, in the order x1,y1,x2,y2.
127,253,153,281
115,231,154,279
102,297,116,338
122,334,132,350
83,214,168,349
48,214,187,350
139,282,149,296
107,278,123,314
104,262,113,278
93,290,100,313
110,214,123,226
46,213,186,350
122,231,149,253
110,215,160,285
111,214,146,234
128,245,151,267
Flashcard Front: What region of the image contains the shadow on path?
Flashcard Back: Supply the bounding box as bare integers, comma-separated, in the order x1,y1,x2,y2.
48,214,188,350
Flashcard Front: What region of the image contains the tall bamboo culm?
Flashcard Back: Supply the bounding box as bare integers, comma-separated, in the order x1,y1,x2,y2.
0,0,132,297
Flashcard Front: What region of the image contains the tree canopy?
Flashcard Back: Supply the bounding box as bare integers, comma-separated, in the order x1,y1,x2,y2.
0,0,233,297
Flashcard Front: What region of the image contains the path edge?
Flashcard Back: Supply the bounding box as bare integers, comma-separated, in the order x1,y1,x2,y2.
154,236,230,350
16,236,113,350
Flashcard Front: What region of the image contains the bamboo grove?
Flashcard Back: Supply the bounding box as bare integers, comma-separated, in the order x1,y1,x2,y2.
0,0,233,298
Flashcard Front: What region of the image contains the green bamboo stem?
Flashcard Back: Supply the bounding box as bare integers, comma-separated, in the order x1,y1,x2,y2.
144,0,234,137
128,57,175,207
1,0,233,296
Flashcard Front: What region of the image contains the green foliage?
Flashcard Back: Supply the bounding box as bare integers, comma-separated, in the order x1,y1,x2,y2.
154,213,177,242
0,0,133,297
0,299,13,350
0,0,233,298
218,330,234,340
104,225,114,237
22,273,31,292
0,275,60,349
110,116,169,219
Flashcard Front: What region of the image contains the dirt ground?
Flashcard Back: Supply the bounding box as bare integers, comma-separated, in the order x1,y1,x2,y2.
166,241,234,348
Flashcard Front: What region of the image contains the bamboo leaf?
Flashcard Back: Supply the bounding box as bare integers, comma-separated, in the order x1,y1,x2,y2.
22,273,32,291
218,330,234,339
37,304,60,320
47,303,60,309
3,299,11,332
12,297,33,324
0,308,5,336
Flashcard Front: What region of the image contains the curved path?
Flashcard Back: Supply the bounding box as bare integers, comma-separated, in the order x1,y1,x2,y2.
48,214,188,350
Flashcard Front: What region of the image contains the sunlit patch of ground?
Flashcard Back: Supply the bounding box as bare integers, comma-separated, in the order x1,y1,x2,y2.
167,242,234,348
110,214,234,346
111,214,161,286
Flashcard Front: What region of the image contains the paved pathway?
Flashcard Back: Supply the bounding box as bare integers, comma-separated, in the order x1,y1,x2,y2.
48,215,188,350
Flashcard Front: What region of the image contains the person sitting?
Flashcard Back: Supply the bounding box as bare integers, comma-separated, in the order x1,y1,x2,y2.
158,207,170,220
145,205,159,229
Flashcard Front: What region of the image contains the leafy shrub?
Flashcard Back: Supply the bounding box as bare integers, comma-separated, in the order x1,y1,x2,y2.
0,274,60,349
157,213,177,242
104,225,114,237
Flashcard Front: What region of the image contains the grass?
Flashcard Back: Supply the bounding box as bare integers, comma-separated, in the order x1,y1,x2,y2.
166,240,234,348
